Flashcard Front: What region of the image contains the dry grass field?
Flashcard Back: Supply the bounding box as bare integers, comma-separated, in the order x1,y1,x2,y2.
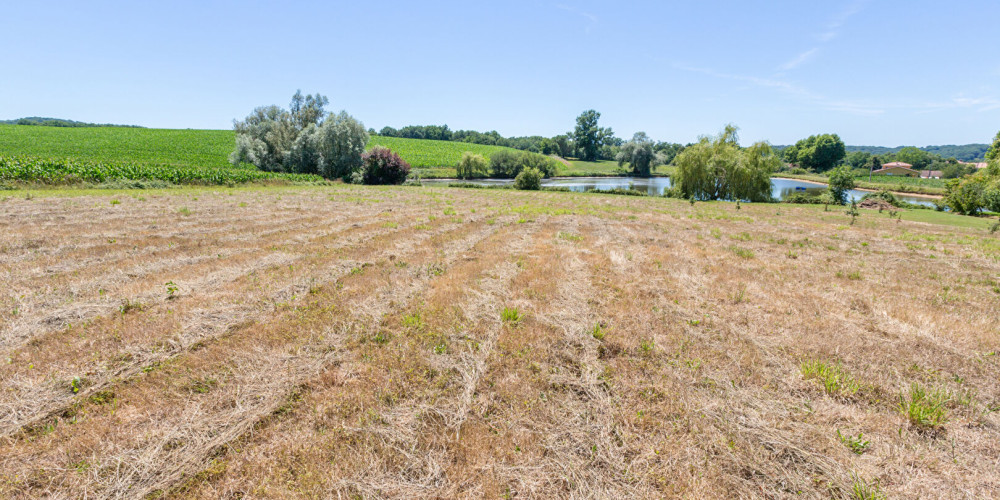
1,185,999,499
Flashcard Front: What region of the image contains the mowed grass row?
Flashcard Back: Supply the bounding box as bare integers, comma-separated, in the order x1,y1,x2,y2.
0,186,998,497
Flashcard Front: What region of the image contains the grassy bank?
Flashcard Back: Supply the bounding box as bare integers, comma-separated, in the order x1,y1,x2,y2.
777,171,947,195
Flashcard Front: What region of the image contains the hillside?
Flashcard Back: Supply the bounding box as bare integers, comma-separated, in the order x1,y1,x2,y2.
0,124,526,172
845,144,989,162
0,185,997,498
0,117,143,128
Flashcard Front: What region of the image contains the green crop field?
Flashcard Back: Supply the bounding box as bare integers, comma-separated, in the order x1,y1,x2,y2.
367,136,515,169
0,125,235,169
0,155,322,186
0,125,532,182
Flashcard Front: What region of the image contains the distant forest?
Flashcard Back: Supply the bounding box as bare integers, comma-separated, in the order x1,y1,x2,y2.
843,144,988,162
0,117,143,128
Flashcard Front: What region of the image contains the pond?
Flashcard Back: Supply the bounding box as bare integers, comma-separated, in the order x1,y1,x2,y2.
421,177,938,207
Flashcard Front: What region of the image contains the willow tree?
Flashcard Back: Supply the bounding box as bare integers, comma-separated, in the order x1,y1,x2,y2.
674,125,779,202
616,132,659,177
230,91,368,180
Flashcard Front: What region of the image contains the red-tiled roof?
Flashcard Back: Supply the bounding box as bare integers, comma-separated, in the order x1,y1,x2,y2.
881,161,913,168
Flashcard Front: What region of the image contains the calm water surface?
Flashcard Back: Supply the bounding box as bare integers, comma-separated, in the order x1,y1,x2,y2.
421,177,937,206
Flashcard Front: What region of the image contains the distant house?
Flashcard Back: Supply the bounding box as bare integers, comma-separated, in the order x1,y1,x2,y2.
871,162,918,177
919,170,943,179
958,161,989,169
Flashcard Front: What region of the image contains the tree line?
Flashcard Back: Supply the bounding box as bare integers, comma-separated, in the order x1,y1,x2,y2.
777,134,982,179
0,117,143,128
375,109,688,167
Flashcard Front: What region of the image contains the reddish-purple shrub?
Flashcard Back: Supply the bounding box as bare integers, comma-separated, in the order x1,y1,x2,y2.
361,146,410,185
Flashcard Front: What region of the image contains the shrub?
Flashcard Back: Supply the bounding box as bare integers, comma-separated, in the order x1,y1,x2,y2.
361,146,410,185
783,192,828,204
861,189,899,206
489,149,557,178
490,149,524,178
828,166,856,205
944,177,986,215
521,152,558,177
456,152,489,179
514,167,543,190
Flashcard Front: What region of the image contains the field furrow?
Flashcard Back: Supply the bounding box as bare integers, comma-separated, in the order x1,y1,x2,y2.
1,187,998,499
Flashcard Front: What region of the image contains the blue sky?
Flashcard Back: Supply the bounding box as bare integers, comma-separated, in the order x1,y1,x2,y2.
2,1,997,146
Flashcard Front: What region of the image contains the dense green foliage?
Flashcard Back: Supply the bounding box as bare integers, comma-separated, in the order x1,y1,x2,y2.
360,146,410,185
513,167,543,190
987,132,1000,162
0,117,142,128
455,152,489,179
783,133,846,172
674,125,780,202
943,158,1000,215
230,91,369,180
488,149,558,178
573,110,616,161
616,132,658,176
827,166,856,205
0,155,321,185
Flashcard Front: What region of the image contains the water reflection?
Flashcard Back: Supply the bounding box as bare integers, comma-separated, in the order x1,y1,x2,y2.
420,177,936,207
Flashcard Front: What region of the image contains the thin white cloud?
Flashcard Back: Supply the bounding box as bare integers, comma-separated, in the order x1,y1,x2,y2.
951,96,1000,112
780,0,868,71
556,4,598,24
780,48,819,71
674,63,885,116
818,0,868,42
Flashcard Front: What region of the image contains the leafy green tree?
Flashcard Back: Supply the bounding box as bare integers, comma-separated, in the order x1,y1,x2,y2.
845,151,872,170
230,105,298,171
674,124,779,202
552,135,573,157
230,91,368,179
489,149,524,178
986,131,1000,161
827,166,856,205
573,110,612,161
289,90,328,131
895,147,936,170
311,111,368,179
456,152,489,179
788,134,846,172
616,132,658,177
654,142,685,165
